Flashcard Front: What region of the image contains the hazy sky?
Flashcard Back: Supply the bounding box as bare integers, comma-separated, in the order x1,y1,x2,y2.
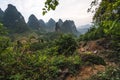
0,0,94,27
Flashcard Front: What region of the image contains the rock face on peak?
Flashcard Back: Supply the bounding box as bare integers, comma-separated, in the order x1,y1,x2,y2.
55,20,78,35
0,8,4,22
46,18,56,32
58,19,63,27
57,19,64,27
61,20,78,33
3,4,29,34
27,14,42,30
39,19,46,29
55,19,63,32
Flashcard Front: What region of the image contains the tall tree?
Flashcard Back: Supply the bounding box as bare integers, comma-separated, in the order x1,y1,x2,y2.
93,0,120,36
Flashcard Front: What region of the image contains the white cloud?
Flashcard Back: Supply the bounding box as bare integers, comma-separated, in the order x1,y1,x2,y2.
0,0,94,27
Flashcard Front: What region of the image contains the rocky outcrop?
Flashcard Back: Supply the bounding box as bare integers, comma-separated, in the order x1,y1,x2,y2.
39,19,46,28
0,8,4,22
46,18,56,32
57,19,63,27
27,14,42,30
55,20,78,35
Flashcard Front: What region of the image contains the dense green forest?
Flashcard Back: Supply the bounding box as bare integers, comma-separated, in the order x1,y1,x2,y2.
0,0,120,80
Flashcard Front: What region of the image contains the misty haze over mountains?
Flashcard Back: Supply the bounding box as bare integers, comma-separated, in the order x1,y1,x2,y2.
77,24,91,34
0,4,90,35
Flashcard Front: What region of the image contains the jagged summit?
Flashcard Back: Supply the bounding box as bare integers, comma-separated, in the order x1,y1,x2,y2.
5,4,18,14
57,19,63,27
28,14,39,22
27,14,42,30
48,18,55,22
46,18,56,32
8,4,15,8
39,19,46,28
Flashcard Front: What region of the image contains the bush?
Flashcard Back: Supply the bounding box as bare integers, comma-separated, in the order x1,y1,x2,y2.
102,51,120,64
81,54,106,65
55,34,78,55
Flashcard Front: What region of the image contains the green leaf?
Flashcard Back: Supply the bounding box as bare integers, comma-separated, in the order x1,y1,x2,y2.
42,11,46,15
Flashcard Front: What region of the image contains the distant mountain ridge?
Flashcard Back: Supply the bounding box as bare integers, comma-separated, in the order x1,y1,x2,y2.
1,4,79,35
28,15,78,35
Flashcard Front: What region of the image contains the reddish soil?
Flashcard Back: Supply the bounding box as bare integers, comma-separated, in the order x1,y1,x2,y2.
79,39,106,53
66,65,105,80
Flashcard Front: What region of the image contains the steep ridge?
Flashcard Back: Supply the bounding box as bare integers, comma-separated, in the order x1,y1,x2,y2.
0,8,4,22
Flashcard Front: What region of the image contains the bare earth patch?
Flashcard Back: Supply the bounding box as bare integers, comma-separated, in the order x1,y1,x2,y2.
66,65,105,80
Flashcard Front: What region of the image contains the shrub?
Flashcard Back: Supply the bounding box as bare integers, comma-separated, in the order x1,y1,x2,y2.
0,36,10,53
81,54,106,65
30,42,46,51
55,34,78,55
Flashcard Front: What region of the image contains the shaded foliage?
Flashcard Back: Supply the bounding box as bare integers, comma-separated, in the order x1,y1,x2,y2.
55,34,78,55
